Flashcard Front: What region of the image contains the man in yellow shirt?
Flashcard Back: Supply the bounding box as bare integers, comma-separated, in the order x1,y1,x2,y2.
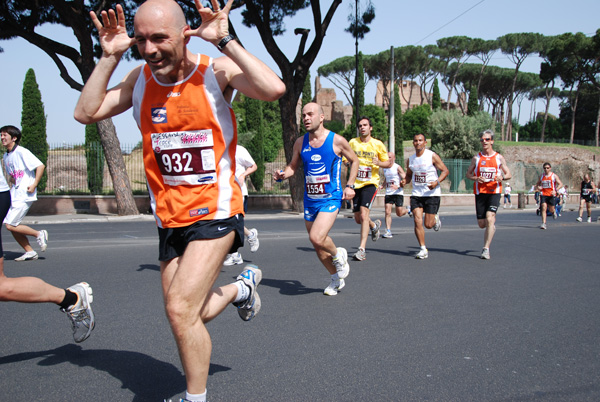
348,117,392,261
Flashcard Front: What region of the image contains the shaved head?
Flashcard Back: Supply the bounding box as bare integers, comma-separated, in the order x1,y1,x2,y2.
135,0,188,32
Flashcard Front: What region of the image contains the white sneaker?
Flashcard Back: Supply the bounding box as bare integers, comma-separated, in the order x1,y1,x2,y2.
63,282,95,343
415,248,428,259
37,230,48,252
480,248,490,260
223,252,243,266
247,228,259,252
576,217,582,222
324,278,345,296
234,265,262,321
540,223,547,230
332,247,350,279
15,251,38,261
382,229,393,239
371,220,381,241
587,217,592,223
433,214,441,231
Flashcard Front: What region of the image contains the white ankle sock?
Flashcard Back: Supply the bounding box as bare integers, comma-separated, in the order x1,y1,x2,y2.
185,389,206,402
233,280,249,304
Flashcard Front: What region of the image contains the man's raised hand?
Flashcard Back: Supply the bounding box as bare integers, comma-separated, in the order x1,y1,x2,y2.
90,4,135,57
186,0,234,46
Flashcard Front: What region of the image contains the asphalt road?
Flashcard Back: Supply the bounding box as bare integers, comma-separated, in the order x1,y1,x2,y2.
1,209,599,401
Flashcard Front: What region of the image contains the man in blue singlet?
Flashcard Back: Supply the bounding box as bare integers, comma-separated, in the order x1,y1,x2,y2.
274,103,359,296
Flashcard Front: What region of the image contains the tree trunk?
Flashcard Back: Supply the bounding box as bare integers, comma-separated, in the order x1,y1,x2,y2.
505,99,513,141
540,82,554,143
279,95,304,213
500,102,506,141
96,119,139,215
569,89,579,145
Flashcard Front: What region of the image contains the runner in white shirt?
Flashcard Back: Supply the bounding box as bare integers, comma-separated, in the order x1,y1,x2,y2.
0,125,94,343
1,125,49,261
405,134,449,259
381,152,409,238
223,145,260,265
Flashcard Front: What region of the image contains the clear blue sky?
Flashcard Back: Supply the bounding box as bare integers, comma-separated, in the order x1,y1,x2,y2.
1,0,598,145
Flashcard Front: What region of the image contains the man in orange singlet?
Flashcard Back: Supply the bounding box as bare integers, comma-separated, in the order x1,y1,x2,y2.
74,1,285,401
466,129,512,260
535,162,563,230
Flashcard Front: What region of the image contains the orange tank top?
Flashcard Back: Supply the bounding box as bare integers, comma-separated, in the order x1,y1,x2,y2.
132,54,243,228
473,152,502,194
540,173,556,197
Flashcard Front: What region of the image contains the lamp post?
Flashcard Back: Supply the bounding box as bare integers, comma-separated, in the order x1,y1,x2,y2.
354,0,359,137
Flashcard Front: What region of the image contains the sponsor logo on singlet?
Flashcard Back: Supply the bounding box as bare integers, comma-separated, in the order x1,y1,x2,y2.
189,207,209,217
151,107,167,124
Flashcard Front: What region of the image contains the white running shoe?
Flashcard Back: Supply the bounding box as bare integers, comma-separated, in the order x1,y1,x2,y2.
15,251,38,261
353,248,366,261
63,282,95,343
234,265,262,321
540,223,547,230
382,229,393,239
223,252,243,266
37,230,48,252
407,208,413,218
576,217,582,222
587,217,592,223
433,214,441,231
415,248,429,259
247,228,259,252
332,247,350,279
371,219,381,241
480,248,490,260
324,278,345,296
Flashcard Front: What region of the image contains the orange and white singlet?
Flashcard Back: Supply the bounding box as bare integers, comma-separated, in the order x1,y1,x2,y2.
132,54,243,228
540,173,557,197
473,151,503,194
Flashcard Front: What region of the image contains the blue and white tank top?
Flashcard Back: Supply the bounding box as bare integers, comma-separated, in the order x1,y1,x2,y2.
301,131,342,205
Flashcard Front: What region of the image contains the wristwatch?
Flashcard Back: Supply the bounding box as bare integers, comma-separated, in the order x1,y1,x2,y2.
346,184,355,189
217,34,236,51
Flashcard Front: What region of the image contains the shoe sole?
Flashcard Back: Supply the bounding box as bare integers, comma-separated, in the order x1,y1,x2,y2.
223,260,244,266
15,254,39,262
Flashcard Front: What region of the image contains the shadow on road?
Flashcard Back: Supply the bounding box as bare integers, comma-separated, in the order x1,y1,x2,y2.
0,344,230,401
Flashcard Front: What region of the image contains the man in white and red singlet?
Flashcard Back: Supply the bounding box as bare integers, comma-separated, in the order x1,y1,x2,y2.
466,129,512,260
74,1,285,400
535,162,563,230
405,133,449,260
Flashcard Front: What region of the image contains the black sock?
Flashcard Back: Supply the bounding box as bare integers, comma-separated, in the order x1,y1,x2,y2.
58,289,78,310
